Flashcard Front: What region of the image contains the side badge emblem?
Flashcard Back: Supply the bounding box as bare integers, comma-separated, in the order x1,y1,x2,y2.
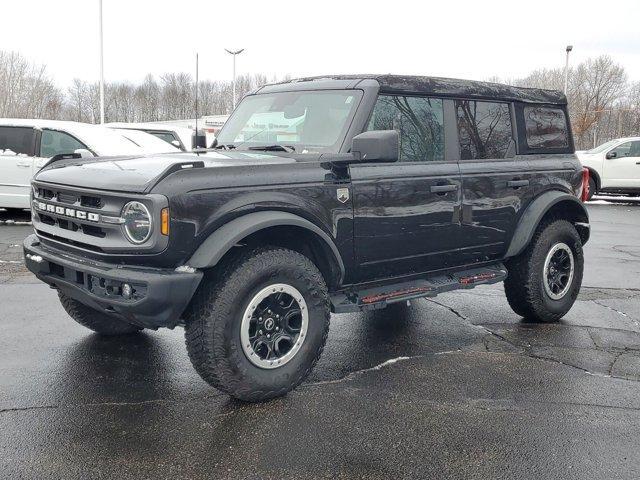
336,188,350,204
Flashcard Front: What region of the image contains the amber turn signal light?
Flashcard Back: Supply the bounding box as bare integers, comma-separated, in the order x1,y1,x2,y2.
161,208,169,236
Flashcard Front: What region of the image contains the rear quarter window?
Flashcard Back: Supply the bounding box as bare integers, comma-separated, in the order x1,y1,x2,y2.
524,106,568,149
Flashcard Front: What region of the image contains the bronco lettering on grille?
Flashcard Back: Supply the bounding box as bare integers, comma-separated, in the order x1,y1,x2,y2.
35,201,100,222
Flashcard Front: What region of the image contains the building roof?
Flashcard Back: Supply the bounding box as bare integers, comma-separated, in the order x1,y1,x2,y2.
274,74,567,105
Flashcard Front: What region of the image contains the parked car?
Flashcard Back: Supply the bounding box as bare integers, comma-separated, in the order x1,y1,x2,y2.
577,137,640,200
118,129,182,154
201,115,229,147
23,75,590,402
0,119,153,211
105,122,195,151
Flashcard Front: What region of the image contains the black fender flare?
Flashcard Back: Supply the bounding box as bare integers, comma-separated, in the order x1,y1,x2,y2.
505,191,589,258
187,211,346,282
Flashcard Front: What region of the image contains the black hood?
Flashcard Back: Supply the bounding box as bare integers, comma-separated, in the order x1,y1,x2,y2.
35,151,298,193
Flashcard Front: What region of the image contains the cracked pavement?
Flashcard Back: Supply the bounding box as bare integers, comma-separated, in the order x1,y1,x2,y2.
2,202,640,479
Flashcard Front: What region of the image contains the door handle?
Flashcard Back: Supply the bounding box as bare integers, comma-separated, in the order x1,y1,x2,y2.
507,179,529,188
16,162,31,168
430,184,458,194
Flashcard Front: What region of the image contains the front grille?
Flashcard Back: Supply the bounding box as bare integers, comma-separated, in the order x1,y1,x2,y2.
31,181,166,255
81,195,103,208
32,182,126,251
82,224,106,238
38,188,55,199
36,230,105,252
58,192,79,204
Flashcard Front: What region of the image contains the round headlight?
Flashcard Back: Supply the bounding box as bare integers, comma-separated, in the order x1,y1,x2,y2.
122,201,152,244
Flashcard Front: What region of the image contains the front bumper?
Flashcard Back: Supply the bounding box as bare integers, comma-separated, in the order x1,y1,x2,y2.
23,234,203,329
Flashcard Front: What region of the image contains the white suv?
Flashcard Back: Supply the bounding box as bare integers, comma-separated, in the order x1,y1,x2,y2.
0,119,154,211
578,137,640,200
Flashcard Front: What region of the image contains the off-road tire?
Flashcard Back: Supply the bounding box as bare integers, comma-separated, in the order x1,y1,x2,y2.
587,177,596,201
184,246,330,402
504,219,584,322
58,292,143,335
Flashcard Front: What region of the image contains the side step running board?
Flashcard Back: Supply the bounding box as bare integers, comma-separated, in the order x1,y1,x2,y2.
331,264,507,313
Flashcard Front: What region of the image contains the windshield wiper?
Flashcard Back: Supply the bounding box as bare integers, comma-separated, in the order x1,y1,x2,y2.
247,145,296,153
214,143,236,150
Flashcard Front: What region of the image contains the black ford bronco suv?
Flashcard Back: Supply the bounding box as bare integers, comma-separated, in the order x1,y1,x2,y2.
24,75,590,401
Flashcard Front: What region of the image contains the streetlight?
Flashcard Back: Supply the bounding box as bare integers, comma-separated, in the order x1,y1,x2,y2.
564,45,573,95
225,48,244,110
98,0,105,124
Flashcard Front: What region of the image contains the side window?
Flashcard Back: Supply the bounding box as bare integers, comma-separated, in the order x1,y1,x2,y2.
524,106,569,149
610,141,640,158
40,130,87,158
0,126,36,156
610,142,631,158
367,95,444,162
455,100,513,160
149,131,179,145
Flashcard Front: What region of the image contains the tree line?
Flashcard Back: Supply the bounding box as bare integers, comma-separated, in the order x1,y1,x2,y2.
0,50,274,124
1,49,639,149
494,55,640,149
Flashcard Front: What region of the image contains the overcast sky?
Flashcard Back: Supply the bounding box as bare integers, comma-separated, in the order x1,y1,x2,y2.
3,0,640,87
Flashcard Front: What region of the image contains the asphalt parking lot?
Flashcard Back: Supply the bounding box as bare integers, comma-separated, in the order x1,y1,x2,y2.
2,200,640,479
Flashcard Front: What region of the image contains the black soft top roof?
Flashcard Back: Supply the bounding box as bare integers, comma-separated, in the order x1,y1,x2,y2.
266,74,566,105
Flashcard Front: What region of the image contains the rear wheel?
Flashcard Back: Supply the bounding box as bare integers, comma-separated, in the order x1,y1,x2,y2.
184,246,330,402
587,177,596,201
58,292,142,335
504,219,583,322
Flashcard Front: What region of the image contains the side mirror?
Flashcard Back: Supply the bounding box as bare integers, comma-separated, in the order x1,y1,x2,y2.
171,140,182,148
606,150,617,159
74,149,94,158
351,130,399,163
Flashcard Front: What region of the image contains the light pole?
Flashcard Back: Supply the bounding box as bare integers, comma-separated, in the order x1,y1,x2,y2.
564,45,573,95
98,0,105,123
225,48,244,110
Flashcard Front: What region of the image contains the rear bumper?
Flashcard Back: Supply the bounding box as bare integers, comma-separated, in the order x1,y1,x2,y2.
23,234,203,329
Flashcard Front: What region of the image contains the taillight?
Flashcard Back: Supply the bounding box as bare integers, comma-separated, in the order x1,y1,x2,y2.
581,167,590,202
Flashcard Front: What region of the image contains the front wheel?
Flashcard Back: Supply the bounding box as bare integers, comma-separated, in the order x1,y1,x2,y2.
504,219,584,322
184,246,330,402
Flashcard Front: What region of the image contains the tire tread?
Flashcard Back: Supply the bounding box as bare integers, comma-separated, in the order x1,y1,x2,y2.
184,246,330,402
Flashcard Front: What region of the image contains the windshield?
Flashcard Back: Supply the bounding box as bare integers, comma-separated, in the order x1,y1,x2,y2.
586,139,621,154
216,90,363,153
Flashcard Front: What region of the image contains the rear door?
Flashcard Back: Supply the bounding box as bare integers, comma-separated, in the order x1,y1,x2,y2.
455,100,535,263
602,140,640,188
349,94,463,282
0,126,37,208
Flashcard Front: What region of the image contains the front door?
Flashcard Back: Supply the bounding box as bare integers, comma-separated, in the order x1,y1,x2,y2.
349,94,462,283
0,126,37,209
602,140,640,189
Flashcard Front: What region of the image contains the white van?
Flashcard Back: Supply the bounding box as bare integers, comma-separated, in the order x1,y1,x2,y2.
0,119,152,211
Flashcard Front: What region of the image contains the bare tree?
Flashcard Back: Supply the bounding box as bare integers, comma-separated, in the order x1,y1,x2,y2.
2,48,637,148
0,50,63,119
570,56,627,146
